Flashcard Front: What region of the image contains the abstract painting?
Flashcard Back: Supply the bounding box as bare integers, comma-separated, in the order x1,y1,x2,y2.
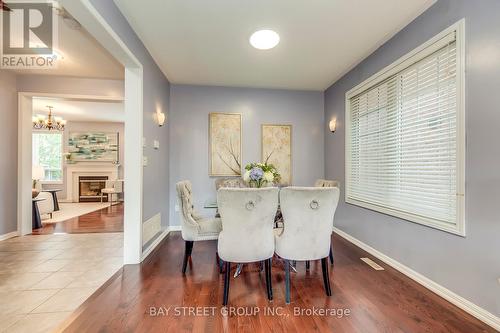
262,124,292,185
209,113,242,176
68,132,119,163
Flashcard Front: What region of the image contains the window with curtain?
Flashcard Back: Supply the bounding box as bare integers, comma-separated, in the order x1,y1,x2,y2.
345,21,465,235
32,132,63,182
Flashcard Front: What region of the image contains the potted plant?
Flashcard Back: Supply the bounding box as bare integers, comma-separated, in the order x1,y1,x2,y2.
63,152,75,164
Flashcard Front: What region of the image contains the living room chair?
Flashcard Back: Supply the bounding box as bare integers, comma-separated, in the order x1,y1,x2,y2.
276,187,340,303
176,180,222,274
101,180,123,206
36,191,55,219
217,187,279,305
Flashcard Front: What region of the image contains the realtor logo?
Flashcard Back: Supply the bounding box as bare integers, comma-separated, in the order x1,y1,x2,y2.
1,0,58,69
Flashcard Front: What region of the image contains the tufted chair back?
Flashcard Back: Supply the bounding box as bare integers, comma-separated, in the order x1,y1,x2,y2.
215,177,247,190
276,187,340,261
176,180,200,240
314,179,340,188
217,187,279,263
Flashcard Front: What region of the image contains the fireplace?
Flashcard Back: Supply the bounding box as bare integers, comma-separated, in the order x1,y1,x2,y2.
79,176,108,202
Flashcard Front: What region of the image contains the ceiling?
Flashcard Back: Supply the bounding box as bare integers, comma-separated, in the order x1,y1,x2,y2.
115,0,436,91
33,98,124,123
10,7,124,80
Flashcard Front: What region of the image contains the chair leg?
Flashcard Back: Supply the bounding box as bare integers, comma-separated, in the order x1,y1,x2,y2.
284,259,291,304
321,257,332,296
223,261,231,306
264,258,273,301
329,245,334,265
234,263,243,278
216,252,223,274
182,241,194,274
306,260,310,271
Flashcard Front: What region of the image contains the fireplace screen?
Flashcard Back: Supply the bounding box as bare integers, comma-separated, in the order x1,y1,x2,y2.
79,176,108,202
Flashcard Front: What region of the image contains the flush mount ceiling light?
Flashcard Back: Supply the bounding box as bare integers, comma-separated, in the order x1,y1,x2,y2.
249,30,280,50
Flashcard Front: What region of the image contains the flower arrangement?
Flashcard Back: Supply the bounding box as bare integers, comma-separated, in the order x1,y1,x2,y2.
243,162,281,188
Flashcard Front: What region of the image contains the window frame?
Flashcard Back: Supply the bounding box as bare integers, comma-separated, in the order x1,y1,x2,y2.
32,130,64,185
344,19,466,236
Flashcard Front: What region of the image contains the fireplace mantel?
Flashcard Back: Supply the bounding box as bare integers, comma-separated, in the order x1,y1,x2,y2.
65,163,120,202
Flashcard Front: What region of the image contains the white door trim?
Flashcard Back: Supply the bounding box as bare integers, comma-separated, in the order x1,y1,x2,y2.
18,93,125,236
26,0,145,264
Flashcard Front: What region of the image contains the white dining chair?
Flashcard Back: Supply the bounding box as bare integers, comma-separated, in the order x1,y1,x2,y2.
276,187,340,303
314,179,340,266
215,177,247,190
214,177,248,276
217,187,279,305
314,179,340,188
176,180,222,274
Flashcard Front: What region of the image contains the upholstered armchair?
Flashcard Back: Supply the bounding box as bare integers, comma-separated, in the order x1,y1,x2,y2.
314,178,340,265
217,187,279,305
101,180,123,206
36,191,55,219
275,187,340,303
176,180,222,274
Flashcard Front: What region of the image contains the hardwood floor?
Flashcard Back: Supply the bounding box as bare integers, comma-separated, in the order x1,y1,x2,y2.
58,231,495,333
32,203,124,235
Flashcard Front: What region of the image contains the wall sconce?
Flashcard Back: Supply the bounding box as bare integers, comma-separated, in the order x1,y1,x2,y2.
329,119,336,133
154,111,166,127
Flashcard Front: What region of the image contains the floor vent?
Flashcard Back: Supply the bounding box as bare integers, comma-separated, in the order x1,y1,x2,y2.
360,257,385,271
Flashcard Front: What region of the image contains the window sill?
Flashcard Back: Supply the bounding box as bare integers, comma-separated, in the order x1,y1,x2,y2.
41,181,64,185
345,196,466,237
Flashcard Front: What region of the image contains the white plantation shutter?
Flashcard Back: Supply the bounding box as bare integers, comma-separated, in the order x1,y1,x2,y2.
346,25,465,235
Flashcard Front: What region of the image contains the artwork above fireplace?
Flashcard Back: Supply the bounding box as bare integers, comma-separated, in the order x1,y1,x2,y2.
68,132,119,163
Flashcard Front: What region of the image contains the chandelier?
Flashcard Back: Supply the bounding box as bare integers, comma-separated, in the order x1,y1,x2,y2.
33,106,66,131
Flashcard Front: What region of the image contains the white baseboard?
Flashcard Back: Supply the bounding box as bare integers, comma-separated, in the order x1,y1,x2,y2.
141,230,168,261
167,225,181,232
333,227,500,331
140,225,181,261
0,231,18,242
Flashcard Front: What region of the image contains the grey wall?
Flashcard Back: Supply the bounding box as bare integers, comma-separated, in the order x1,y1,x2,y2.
325,0,500,316
169,84,324,226
40,121,125,200
0,71,18,235
88,0,170,228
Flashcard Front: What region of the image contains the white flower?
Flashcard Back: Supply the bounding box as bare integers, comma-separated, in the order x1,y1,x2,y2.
243,170,251,182
263,171,274,183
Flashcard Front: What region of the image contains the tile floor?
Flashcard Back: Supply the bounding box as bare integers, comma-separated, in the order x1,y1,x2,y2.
0,233,123,333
